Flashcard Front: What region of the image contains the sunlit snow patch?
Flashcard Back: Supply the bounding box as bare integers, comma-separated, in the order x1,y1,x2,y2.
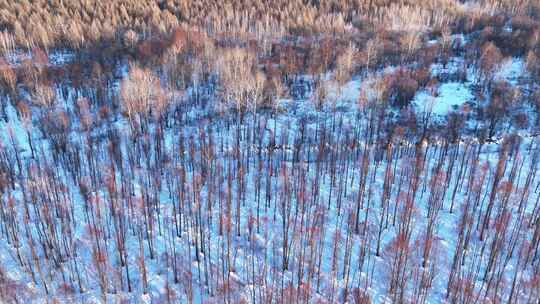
495,57,524,85
413,82,473,116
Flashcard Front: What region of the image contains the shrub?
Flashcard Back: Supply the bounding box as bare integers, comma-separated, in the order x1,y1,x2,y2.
120,64,168,124
30,83,56,108
479,42,503,88
383,69,419,108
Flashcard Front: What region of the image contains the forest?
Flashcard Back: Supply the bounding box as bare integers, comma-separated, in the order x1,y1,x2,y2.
0,0,540,303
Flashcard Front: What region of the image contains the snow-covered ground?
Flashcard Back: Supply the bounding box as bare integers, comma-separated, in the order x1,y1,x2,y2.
413,82,474,115
3,49,74,67
0,36,539,303
496,57,525,85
